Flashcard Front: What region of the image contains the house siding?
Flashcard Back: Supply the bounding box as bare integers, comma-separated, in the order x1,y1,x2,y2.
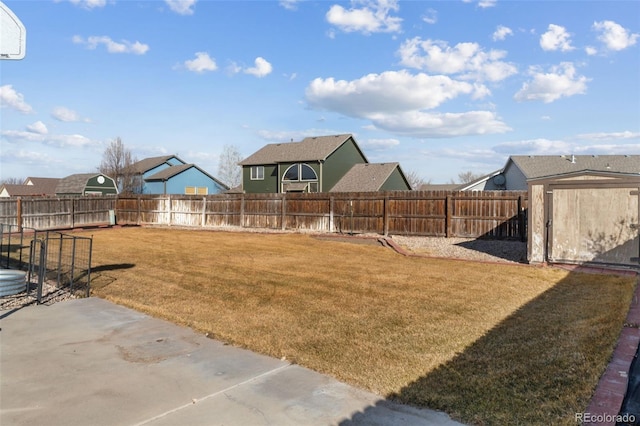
380,168,411,191
142,157,185,194
323,138,367,191
503,161,528,190
147,167,227,195
84,175,118,195
242,164,278,193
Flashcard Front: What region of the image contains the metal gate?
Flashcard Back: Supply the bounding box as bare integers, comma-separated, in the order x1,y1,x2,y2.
546,180,639,268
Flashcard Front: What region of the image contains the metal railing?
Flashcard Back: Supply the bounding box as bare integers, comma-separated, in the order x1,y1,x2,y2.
0,224,93,303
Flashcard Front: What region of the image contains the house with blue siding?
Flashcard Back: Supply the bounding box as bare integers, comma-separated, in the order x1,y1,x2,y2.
130,155,228,195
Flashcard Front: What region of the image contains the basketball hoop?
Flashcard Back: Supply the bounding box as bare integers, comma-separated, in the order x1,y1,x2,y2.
0,1,26,60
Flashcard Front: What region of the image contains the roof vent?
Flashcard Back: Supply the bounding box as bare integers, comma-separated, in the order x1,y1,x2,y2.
570,154,576,164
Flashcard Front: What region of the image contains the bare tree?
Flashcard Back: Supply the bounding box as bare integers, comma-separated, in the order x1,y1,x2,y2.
99,137,139,193
217,144,243,189
405,170,430,190
1,177,24,185
457,170,484,184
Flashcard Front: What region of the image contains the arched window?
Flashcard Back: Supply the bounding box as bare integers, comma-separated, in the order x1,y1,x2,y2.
282,163,318,192
282,164,317,181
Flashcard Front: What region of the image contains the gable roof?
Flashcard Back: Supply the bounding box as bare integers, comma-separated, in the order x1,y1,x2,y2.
509,155,640,179
145,163,229,189
330,163,404,192
0,184,53,197
24,177,61,194
239,134,362,166
129,155,185,174
456,169,504,191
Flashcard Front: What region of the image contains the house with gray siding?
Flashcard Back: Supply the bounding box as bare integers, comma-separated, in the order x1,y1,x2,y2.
459,155,640,191
238,134,411,193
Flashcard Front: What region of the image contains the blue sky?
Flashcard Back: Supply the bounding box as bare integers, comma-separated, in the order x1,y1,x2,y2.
1,0,639,185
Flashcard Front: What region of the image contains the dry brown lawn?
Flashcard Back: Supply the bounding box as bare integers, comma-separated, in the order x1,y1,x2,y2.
86,226,636,425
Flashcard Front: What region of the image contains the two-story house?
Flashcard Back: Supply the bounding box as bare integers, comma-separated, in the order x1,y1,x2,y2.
239,134,411,193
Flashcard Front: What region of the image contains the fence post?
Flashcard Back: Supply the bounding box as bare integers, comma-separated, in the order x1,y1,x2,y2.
281,193,286,231
16,197,22,231
71,198,75,229
329,196,334,233
445,194,452,238
518,195,525,242
383,194,389,236
167,195,172,226
240,194,245,228
201,196,207,227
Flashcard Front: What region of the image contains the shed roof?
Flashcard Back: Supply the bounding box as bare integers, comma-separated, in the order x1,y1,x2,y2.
509,155,640,179
239,134,358,165
55,173,105,194
329,163,403,192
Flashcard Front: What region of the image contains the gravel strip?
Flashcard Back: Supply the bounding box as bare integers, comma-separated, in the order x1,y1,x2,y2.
390,235,528,264
1,280,78,312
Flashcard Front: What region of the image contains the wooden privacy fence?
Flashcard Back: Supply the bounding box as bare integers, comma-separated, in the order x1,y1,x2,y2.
0,197,117,230
116,190,528,239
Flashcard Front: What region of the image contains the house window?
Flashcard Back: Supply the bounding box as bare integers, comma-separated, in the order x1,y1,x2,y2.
281,163,318,192
185,186,208,195
251,166,264,180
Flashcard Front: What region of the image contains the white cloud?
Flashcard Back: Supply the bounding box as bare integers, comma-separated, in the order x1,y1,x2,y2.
326,0,402,34
244,57,273,78
478,0,497,8
165,0,197,15
370,110,510,138
1,129,98,148
306,70,510,138
493,138,573,155
51,106,89,122
63,0,107,9
279,0,301,11
256,129,346,143
492,25,513,41
225,61,242,75
575,131,640,141
540,24,574,52
26,121,48,134
492,135,640,157
514,62,589,103
184,52,218,73
422,8,437,25
585,46,598,56
398,38,517,82
593,20,639,51
361,138,400,150
0,85,33,114
306,70,477,115
73,35,149,55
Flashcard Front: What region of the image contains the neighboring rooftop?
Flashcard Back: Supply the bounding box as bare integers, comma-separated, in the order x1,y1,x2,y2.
129,155,184,174
24,177,61,194
239,134,360,165
55,173,104,194
329,163,403,192
510,155,640,179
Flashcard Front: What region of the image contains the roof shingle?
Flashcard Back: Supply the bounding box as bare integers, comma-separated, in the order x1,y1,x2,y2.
510,155,640,179
239,134,355,165
330,163,402,192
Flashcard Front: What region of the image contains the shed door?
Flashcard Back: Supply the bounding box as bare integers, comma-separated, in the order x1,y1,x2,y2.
548,185,639,267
